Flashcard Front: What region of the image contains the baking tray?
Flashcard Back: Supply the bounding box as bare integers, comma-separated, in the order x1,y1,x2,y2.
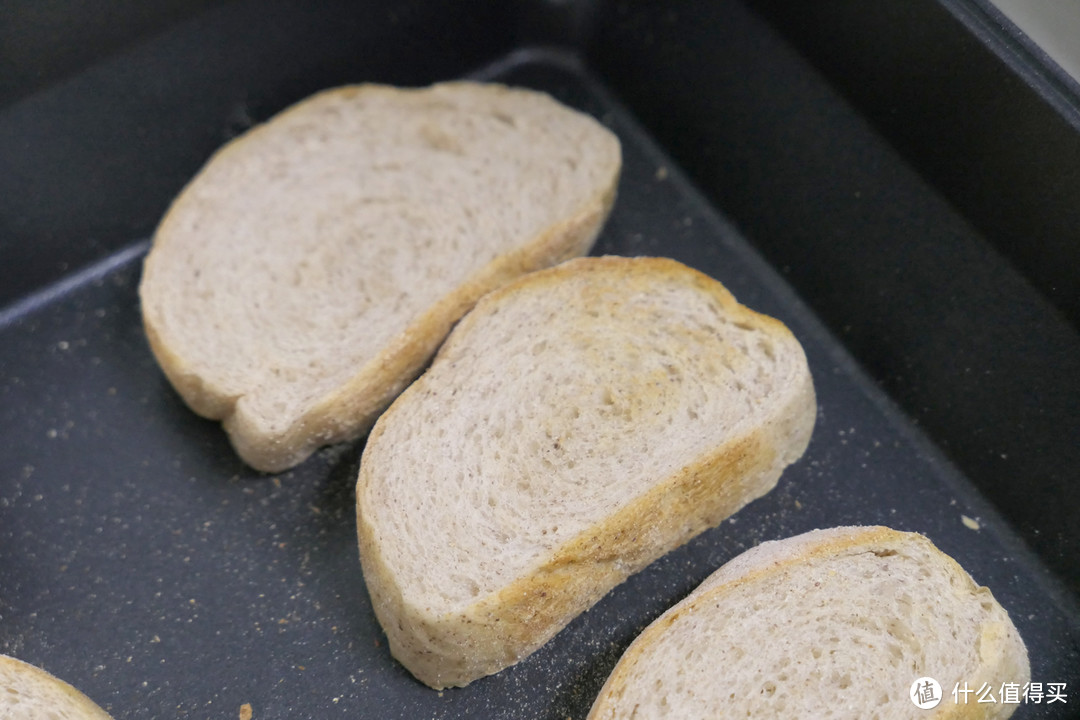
2,48,1078,720
587,0,1080,602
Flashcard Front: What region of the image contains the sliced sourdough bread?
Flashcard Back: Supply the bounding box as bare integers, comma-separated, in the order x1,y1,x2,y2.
587,526,1030,719
0,654,114,719
356,256,817,688
139,81,621,472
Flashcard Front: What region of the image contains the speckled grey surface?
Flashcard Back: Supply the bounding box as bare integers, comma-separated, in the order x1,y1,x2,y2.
1,51,1077,719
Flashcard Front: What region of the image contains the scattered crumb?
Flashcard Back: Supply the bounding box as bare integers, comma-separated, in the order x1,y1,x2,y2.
794,500,802,510
961,515,981,531
239,703,253,720
655,165,668,181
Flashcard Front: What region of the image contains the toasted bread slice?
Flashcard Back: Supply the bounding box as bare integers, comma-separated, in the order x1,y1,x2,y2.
0,654,114,719
139,81,621,471
356,256,817,688
588,526,1030,719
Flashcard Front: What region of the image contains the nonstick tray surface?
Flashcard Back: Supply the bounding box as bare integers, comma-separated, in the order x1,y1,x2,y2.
1,49,1077,719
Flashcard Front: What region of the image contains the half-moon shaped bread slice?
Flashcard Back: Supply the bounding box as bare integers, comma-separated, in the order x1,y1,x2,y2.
0,654,114,719
356,256,817,688
588,526,1030,719
139,81,621,471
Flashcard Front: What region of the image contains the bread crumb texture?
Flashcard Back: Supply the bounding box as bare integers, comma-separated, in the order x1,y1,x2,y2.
140,82,621,471
587,526,1030,719
0,654,114,719
357,256,817,688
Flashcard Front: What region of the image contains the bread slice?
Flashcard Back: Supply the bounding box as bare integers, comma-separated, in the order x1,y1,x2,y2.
356,256,817,688
139,81,621,472
0,654,114,719
587,526,1030,719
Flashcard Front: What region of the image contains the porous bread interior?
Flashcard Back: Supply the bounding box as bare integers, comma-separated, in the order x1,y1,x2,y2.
0,655,113,719
590,528,1030,720
360,257,809,614
141,82,620,439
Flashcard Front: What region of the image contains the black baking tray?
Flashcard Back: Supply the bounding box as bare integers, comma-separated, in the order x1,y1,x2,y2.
2,2,1079,718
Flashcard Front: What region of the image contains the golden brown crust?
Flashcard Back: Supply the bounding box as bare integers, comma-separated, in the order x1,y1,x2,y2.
586,526,1030,720
0,654,114,719
356,256,817,688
